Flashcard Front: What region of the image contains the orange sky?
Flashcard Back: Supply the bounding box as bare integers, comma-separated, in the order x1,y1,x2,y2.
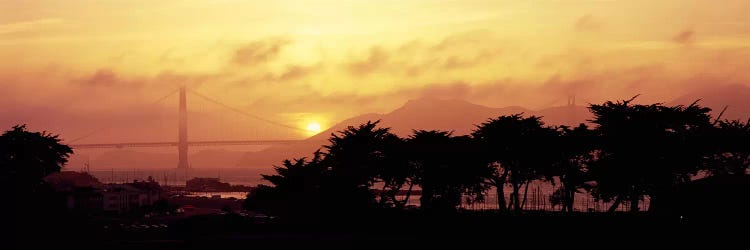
2,0,750,143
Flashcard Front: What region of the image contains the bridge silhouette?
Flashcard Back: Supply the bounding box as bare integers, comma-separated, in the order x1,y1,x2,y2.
69,87,310,169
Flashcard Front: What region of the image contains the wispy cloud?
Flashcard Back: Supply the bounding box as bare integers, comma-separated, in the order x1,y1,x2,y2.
673,29,696,44
232,38,291,66
0,18,63,35
574,14,601,32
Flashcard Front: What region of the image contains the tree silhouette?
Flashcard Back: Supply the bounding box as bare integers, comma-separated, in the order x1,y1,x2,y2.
242,99,742,218
588,97,713,212
244,152,325,217
472,114,558,212
705,119,750,176
322,120,404,211
549,124,597,212
407,130,489,212
371,132,410,208
0,125,72,211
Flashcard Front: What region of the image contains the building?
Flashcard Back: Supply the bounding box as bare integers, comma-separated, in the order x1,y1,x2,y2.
185,177,232,192
44,171,104,212
45,171,164,214
101,181,162,213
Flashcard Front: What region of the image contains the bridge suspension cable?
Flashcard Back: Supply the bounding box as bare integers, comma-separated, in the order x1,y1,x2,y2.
187,89,307,132
68,87,310,150
68,88,181,143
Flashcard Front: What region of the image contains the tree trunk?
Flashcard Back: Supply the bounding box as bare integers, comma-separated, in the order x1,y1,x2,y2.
399,181,415,209
494,172,509,212
630,196,638,213
507,193,514,210
512,180,521,212
420,184,433,210
607,195,624,213
561,180,576,212
648,183,669,213
566,188,575,213
521,181,531,210
629,193,640,212
496,184,507,212
378,183,389,206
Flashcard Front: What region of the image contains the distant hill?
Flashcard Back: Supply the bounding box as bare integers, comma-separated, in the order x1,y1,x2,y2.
236,98,590,168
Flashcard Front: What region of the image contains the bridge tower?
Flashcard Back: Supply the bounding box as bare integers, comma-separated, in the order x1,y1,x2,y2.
177,87,189,169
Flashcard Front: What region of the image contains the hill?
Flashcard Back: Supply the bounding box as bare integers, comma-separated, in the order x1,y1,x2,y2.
236,98,589,168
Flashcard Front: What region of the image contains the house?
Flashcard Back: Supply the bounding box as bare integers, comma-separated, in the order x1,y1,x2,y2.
45,171,164,214
101,180,164,213
44,171,104,211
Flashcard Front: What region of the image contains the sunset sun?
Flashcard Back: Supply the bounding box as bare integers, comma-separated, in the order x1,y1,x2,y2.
306,122,322,134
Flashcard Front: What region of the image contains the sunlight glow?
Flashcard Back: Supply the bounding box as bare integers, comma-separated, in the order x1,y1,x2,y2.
306,122,322,134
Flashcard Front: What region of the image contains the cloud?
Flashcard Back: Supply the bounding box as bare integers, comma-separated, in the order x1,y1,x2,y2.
232,38,291,66
415,82,472,99
158,48,185,65
673,29,695,44
0,18,63,35
274,29,750,112
153,71,215,89
441,48,502,69
226,63,322,88
345,31,503,77
81,69,121,86
431,30,491,51
0,67,245,143
78,69,201,90
275,64,322,82
248,91,381,115
348,46,390,75
574,15,601,31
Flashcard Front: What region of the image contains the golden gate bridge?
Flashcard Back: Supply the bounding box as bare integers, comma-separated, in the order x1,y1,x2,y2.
69,87,312,169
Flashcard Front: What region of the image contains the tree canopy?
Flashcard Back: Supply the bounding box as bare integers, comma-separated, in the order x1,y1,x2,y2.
0,125,72,195
244,98,749,218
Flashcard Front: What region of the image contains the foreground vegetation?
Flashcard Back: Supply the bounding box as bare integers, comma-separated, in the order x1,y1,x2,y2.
246,97,750,219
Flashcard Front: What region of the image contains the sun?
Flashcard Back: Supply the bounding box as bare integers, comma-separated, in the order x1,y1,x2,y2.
306,122,322,134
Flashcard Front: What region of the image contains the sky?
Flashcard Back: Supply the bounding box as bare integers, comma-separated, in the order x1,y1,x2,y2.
2,0,750,143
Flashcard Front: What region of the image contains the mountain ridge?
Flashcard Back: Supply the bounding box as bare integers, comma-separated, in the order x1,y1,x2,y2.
235,97,589,168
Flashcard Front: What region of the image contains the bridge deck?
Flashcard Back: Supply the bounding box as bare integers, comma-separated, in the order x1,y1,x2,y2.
71,140,308,149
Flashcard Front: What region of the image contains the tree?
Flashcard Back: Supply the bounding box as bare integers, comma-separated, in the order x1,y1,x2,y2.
244,152,326,217
322,120,405,210
407,130,489,212
704,119,750,176
549,124,597,212
472,114,558,212
588,97,713,212
247,121,411,217
369,131,410,208
0,125,73,206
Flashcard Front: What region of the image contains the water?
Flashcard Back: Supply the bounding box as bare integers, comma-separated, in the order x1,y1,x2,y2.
86,169,650,212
